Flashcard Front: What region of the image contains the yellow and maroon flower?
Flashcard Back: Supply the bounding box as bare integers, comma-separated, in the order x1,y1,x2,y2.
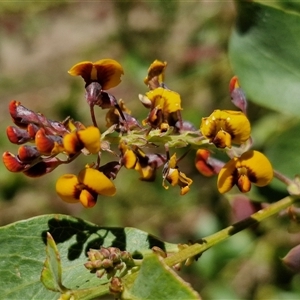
119,142,164,181
133,147,164,181
217,150,273,194
201,110,251,148
145,87,182,114
162,153,193,195
63,126,101,155
56,167,116,208
140,87,182,130
68,59,124,89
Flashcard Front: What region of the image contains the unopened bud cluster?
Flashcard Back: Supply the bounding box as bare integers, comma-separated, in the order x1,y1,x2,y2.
84,247,134,279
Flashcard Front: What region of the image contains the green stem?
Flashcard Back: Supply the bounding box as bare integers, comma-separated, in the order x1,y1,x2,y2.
59,283,110,300
164,195,300,267
102,130,208,149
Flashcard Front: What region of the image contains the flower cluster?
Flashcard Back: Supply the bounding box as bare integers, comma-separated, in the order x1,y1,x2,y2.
2,58,274,207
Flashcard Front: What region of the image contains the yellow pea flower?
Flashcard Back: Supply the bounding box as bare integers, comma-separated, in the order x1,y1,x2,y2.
217,150,273,194
56,168,116,208
201,110,251,148
63,126,101,155
145,87,182,114
68,59,124,89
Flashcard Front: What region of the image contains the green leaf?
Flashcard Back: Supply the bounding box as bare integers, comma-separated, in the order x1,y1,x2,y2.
123,254,201,300
41,232,65,292
0,214,178,300
228,1,300,116
265,122,300,191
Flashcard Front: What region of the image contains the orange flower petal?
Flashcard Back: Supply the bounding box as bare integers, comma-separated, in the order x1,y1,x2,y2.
35,128,55,155
27,123,39,138
229,76,240,94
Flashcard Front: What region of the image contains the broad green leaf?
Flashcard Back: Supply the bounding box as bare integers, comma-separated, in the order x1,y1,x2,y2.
265,122,300,191
229,1,300,116
122,254,201,300
41,232,65,292
0,214,178,300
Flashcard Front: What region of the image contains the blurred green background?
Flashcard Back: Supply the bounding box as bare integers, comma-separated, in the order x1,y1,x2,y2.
1,1,300,299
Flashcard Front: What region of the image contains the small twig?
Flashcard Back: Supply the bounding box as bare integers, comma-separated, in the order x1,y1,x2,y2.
273,169,294,186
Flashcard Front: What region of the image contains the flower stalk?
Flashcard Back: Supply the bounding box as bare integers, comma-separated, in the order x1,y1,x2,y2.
164,195,300,267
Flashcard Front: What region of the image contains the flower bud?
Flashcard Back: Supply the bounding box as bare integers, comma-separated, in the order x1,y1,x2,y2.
282,244,300,273
6,126,31,144
3,151,26,172
109,277,123,295
18,145,40,162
